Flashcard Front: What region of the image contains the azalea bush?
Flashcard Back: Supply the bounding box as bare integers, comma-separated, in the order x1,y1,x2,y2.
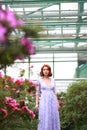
0,5,42,69
59,81,87,130
0,73,38,130
56,92,65,111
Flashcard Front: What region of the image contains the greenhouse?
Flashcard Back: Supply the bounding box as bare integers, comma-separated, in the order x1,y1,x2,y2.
1,0,87,92
0,0,87,130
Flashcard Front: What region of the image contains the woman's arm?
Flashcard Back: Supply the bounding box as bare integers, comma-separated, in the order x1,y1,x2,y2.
35,94,39,111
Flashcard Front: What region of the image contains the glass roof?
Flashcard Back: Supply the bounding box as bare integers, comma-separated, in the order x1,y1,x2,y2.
1,0,87,53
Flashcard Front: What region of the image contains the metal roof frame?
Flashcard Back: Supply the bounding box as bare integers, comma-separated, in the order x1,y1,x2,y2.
1,0,87,53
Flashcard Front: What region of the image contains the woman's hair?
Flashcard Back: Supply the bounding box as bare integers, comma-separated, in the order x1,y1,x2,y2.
40,64,52,77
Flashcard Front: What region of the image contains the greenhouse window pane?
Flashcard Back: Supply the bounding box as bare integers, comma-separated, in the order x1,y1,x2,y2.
30,54,53,62
54,62,78,79
54,53,77,61
6,62,29,79
61,3,78,10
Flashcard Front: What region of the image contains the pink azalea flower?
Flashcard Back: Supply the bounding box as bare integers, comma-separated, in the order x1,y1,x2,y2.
12,107,20,111
32,81,38,87
9,103,20,111
5,8,17,28
22,106,35,118
0,10,5,21
14,55,25,60
27,109,35,118
4,84,9,88
5,97,20,111
10,77,15,82
0,108,8,117
0,24,7,42
28,79,33,83
29,65,34,68
26,39,36,55
5,97,16,105
20,37,28,46
17,19,24,27
16,89,20,93
20,37,35,55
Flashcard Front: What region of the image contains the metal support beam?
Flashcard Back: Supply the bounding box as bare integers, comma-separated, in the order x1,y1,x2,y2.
0,0,86,5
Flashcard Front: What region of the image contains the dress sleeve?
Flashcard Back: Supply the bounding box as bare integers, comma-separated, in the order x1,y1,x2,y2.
36,79,41,95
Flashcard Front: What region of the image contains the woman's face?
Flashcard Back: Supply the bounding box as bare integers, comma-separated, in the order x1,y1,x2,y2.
42,66,49,76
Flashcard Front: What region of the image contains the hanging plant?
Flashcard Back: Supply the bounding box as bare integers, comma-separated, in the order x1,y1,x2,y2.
0,5,42,69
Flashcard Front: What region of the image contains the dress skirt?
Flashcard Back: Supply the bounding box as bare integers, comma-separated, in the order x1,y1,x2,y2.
38,87,60,130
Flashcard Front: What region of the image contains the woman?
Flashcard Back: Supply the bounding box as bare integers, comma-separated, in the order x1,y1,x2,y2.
35,64,60,130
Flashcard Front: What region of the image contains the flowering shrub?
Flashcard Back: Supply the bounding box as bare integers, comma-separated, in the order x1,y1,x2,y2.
0,5,42,69
59,81,87,130
0,73,38,130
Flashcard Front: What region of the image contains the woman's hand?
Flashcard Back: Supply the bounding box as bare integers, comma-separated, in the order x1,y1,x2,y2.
58,105,61,111
57,100,61,111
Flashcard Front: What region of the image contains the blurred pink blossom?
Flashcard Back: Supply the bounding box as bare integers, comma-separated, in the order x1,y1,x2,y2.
20,37,35,55
4,97,20,111
0,108,8,117
22,106,35,118
4,84,9,88
14,55,25,60
17,19,24,27
32,81,38,87
0,72,3,78
16,89,20,93
5,9,18,28
0,24,7,42
29,65,34,68
5,97,16,104
15,78,24,85
0,9,5,21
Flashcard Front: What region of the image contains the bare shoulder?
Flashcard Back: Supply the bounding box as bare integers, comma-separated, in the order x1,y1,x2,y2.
50,77,55,82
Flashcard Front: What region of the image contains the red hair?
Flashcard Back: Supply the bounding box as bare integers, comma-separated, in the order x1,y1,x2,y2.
40,64,52,77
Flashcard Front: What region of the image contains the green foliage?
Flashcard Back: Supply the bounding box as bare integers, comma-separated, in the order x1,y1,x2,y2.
21,24,42,38
59,81,87,130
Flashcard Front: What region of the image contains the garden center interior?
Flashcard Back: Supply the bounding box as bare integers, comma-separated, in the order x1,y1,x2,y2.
1,0,87,92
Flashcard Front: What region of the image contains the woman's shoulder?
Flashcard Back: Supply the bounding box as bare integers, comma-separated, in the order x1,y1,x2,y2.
50,77,55,81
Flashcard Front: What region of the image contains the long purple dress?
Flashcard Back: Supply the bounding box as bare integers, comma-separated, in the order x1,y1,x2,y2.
36,77,60,130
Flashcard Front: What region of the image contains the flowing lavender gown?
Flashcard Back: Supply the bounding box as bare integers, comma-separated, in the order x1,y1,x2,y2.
36,77,60,130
